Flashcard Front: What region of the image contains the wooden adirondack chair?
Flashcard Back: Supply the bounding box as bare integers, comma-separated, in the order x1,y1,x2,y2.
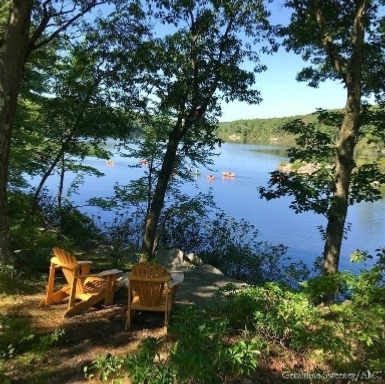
39,247,121,318
126,262,184,330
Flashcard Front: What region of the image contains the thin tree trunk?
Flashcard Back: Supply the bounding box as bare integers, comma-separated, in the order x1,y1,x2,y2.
142,129,183,258
33,153,62,206
57,151,65,209
33,133,75,207
146,154,155,218
0,1,33,265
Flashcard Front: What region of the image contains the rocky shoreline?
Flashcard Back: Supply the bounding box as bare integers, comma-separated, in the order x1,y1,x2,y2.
155,249,249,307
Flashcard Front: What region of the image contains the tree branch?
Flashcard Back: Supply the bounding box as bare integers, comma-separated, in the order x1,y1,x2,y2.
312,1,346,80
28,0,109,52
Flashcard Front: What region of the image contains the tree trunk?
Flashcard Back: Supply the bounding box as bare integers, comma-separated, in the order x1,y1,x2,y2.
142,128,183,258
321,0,366,275
0,1,33,265
322,102,360,274
323,87,362,274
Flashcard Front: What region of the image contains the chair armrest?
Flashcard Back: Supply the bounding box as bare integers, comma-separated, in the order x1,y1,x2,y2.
128,275,171,283
97,269,122,277
78,261,93,265
74,274,102,280
74,269,122,280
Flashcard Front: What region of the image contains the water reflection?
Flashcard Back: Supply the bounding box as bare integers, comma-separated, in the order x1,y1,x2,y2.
249,144,290,158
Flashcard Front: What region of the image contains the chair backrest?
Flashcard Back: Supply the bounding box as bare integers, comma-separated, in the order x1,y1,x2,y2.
129,262,170,307
52,247,84,294
132,262,167,278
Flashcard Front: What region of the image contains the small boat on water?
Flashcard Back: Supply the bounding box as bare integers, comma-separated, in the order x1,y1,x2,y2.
206,175,215,181
106,160,115,166
188,168,200,175
139,159,148,165
222,171,235,177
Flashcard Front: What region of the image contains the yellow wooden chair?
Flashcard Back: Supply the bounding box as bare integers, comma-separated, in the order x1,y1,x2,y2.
125,262,183,330
39,247,122,317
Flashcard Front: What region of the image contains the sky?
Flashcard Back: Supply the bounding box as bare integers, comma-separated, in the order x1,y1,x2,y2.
220,1,348,122
219,51,348,122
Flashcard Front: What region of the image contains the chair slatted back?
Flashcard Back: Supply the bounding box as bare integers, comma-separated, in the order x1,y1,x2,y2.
52,247,84,295
130,262,169,307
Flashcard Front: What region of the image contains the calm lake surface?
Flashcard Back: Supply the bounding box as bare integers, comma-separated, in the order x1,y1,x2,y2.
40,142,385,271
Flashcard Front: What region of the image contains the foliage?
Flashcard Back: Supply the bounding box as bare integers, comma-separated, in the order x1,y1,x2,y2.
217,114,309,143
217,106,385,148
302,253,385,370
15,38,136,206
259,110,385,274
0,261,45,294
279,0,385,91
91,190,217,258
96,213,143,253
7,189,104,272
84,353,125,383
0,0,133,267
218,249,385,371
112,0,276,257
266,0,385,275
168,307,259,383
164,210,310,286
7,191,71,272
89,118,219,258
259,114,385,215
156,192,217,253
0,315,64,368
85,306,260,383
83,251,385,382
92,193,310,286
217,282,327,348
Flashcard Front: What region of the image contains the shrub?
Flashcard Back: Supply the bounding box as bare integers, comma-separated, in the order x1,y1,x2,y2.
196,213,310,287
84,353,125,383
94,211,144,261
302,249,385,370
86,307,260,383
7,190,102,272
169,306,259,383
218,282,329,350
218,250,385,372
8,191,60,255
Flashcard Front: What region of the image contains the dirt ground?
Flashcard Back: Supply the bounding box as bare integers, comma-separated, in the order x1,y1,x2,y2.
1,265,304,384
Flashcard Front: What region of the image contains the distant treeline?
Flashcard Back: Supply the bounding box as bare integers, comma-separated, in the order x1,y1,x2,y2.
132,108,385,150
217,113,320,143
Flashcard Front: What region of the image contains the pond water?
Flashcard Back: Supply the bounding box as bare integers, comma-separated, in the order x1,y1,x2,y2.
38,142,385,271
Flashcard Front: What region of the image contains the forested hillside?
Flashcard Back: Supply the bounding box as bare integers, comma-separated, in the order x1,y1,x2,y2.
217,108,385,155
217,112,327,143
132,113,308,143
